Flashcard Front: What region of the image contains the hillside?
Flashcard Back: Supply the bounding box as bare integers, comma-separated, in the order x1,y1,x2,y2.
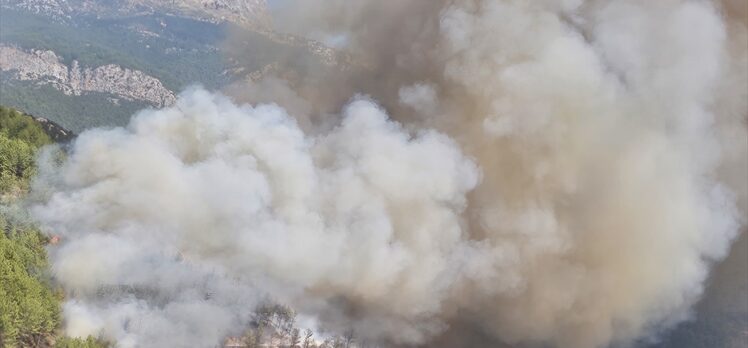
0,105,361,348
0,45,175,107
0,105,105,348
3,0,272,29
0,2,349,132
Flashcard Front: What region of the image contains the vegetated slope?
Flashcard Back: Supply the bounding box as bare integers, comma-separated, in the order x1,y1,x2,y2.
0,105,106,348
0,74,147,132
0,106,361,348
2,0,271,30
0,45,175,107
0,7,227,131
0,4,345,132
0,7,232,91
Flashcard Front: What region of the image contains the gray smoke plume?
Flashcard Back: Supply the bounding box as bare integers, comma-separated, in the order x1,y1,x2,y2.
31,0,747,347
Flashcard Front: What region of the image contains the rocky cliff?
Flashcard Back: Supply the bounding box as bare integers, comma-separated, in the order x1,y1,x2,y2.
0,45,175,107
135,0,271,29
3,0,271,29
31,115,76,143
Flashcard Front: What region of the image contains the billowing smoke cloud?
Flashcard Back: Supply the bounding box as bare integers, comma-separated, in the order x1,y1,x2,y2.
32,89,482,346
30,0,747,347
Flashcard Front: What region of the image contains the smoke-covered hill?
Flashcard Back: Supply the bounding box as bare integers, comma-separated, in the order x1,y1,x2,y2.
1,1,746,348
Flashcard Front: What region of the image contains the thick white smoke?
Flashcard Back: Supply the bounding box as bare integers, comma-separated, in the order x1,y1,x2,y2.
32,88,482,346
31,0,747,347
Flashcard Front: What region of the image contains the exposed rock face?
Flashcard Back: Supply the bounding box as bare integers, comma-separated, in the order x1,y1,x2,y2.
133,0,272,29
0,45,175,107
5,0,72,20
31,116,75,143
3,0,350,71
3,0,271,29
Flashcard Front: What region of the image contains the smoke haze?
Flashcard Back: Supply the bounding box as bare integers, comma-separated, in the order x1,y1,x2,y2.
30,0,747,347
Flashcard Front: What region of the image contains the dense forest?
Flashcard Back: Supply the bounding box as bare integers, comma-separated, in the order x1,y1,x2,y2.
0,106,108,348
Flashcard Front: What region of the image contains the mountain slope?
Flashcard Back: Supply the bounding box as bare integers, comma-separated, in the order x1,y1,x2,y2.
3,0,271,29
1,45,175,107
0,1,351,132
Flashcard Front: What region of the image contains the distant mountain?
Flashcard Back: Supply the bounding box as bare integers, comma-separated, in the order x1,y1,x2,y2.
1,45,175,107
3,0,271,29
0,0,350,132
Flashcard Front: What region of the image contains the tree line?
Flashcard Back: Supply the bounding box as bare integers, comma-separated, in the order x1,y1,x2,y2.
0,105,108,348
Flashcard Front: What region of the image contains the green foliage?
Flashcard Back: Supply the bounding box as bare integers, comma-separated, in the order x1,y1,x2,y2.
0,220,60,347
0,106,52,195
0,105,68,348
54,336,110,348
0,134,36,194
0,107,50,193
0,76,145,132
0,106,52,148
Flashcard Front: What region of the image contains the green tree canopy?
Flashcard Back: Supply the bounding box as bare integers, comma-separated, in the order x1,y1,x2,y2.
0,106,107,348
0,220,60,347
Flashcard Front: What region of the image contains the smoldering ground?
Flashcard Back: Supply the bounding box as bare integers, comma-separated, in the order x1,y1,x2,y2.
29,0,747,347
